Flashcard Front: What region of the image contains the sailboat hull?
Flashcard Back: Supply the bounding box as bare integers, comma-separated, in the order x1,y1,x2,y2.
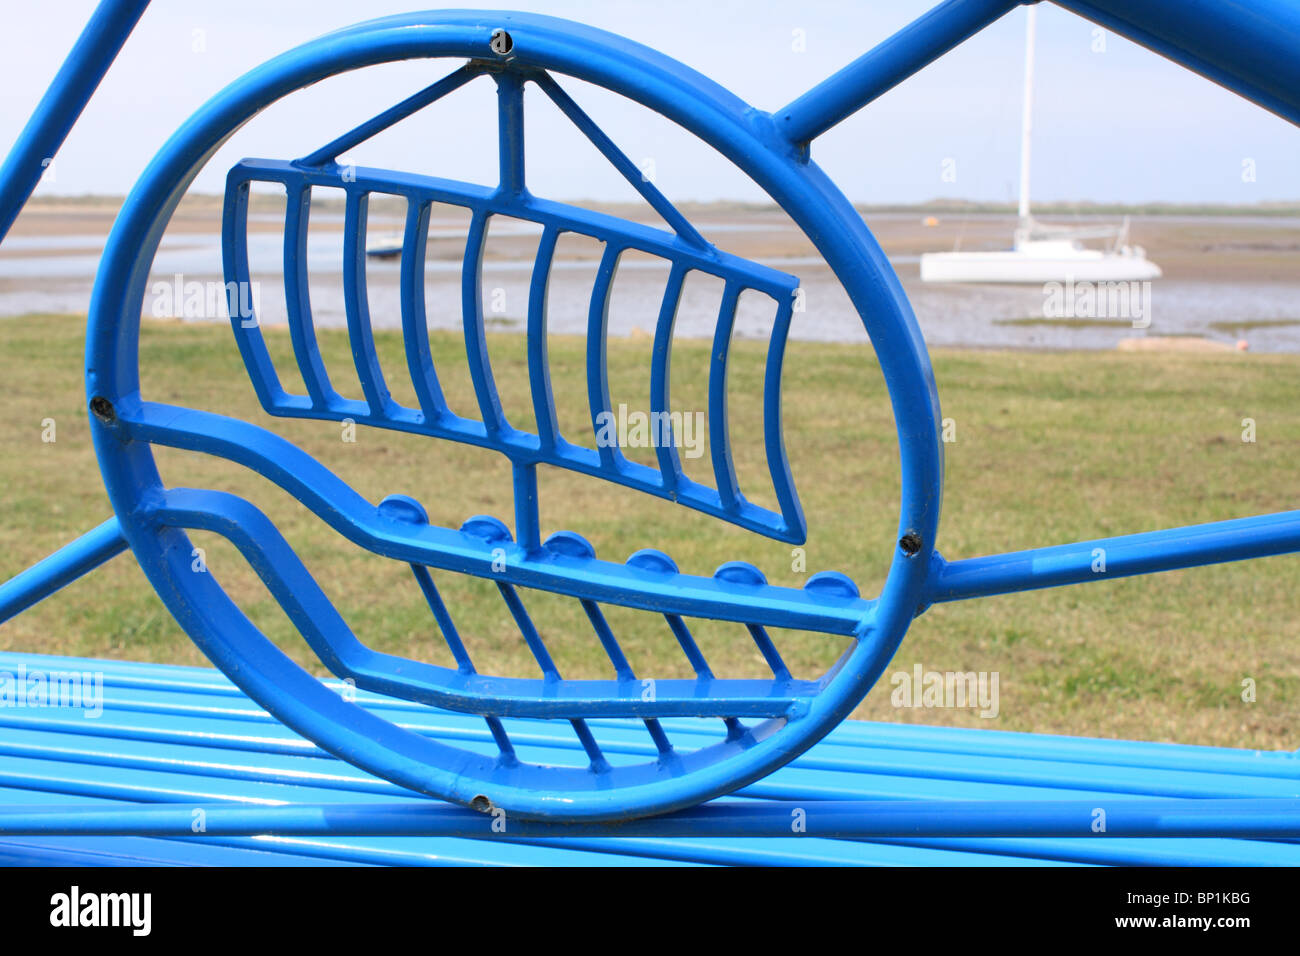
919,250,1163,284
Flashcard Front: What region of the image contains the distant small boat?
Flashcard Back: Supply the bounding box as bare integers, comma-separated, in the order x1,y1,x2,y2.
365,232,404,258
920,7,1161,284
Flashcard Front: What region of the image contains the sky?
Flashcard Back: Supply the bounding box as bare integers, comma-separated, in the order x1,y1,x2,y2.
3,0,1298,205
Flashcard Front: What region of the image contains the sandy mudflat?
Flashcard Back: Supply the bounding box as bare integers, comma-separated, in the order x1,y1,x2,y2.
3,196,1297,351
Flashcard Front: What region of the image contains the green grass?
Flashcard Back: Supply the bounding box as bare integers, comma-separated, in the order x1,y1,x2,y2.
2,314,1298,749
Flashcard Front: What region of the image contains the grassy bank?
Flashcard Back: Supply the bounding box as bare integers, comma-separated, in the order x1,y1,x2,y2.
2,314,1297,749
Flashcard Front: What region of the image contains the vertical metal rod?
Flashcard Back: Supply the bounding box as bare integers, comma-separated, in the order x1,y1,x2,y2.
512,462,541,553
283,184,336,407
399,199,450,420
460,210,507,432
650,264,687,494
586,244,621,468
0,0,151,244
707,282,742,510
526,227,560,450
496,71,526,195
341,190,393,414
0,519,128,624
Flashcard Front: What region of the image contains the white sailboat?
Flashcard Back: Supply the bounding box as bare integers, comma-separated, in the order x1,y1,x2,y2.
920,7,1161,284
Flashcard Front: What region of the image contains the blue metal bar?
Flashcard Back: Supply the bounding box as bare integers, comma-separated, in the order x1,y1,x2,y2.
708,282,742,509
408,565,520,758
485,716,516,761
586,243,622,469
1052,0,1300,127
409,564,518,757
526,226,561,451
580,599,635,682
221,177,297,411
650,263,687,494
0,519,128,624
496,584,607,770
512,462,541,553
497,583,560,680
928,510,1300,604
223,157,805,549
569,719,610,771
398,199,450,420
282,184,338,407
532,72,707,247
342,191,394,415
6,670,1296,805
297,64,482,168
408,565,474,674
461,210,508,433
2,798,1296,839
0,0,150,244
575,597,673,753
126,400,872,634
763,291,804,538
661,612,746,741
231,160,795,298
151,486,818,719
777,0,1022,145
663,614,710,675
746,624,791,682
411,564,520,758
495,71,527,195
5,648,1298,863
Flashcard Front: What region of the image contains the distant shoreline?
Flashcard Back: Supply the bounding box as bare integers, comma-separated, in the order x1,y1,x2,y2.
19,193,1300,219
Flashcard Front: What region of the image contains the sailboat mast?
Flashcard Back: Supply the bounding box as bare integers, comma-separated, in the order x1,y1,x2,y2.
1018,5,1036,223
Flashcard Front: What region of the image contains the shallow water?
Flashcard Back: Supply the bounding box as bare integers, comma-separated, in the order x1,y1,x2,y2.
3,217,1297,352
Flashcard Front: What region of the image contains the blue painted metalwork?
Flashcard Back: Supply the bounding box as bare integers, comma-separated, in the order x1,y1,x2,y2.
926,510,1300,606
4,798,1300,839
1053,0,1300,127
79,10,942,821
0,0,149,244
0,0,1297,837
222,153,803,540
0,518,128,624
0,652,1296,865
778,0,1023,146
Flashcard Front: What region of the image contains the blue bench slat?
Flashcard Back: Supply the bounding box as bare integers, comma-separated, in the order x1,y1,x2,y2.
2,651,1296,865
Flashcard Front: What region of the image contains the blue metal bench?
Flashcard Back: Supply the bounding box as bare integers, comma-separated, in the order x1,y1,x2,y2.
0,0,1298,857
2,650,1298,866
